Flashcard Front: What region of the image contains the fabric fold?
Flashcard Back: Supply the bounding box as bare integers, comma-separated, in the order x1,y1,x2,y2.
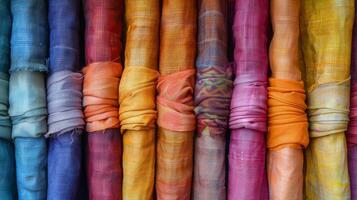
9,72,47,138
82,62,122,132
301,0,354,198
156,1,196,199
228,0,269,199
267,79,309,150
119,66,158,132
46,71,84,137
157,69,196,132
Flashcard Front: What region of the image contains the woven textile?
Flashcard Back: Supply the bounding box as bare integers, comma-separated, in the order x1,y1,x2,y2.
47,131,82,200
10,0,48,72
9,72,47,138
0,73,11,140
193,0,232,199
49,0,81,74
267,2,309,198
228,0,269,199
0,139,16,200
156,0,196,199
120,1,159,199
15,137,47,200
349,144,357,199
87,130,122,200
46,71,84,137
0,0,11,73
84,0,123,64
301,0,354,198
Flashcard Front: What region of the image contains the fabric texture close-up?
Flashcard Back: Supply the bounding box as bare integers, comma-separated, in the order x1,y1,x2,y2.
83,0,124,199
9,0,49,199
119,0,160,199
228,0,269,199
267,1,309,200
46,0,84,199
193,0,232,200
301,0,355,199
155,0,197,199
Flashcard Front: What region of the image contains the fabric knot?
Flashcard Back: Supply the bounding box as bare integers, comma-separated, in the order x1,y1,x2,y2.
194,66,233,135
82,61,122,132
308,78,350,138
119,66,159,133
229,75,267,132
267,78,309,150
157,69,196,132
0,73,11,140
347,83,357,143
46,71,84,137
9,72,47,138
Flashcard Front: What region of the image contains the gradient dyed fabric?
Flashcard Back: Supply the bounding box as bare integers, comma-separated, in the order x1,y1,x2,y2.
46,1,84,199
267,1,309,199
228,1,269,199
10,0,48,199
301,0,354,199
120,0,159,199
193,0,232,199
348,1,357,198
156,1,196,199
83,0,123,199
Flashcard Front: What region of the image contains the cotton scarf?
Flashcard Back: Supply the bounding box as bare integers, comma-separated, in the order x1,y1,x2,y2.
46,1,84,199
83,1,123,199
119,0,159,199
156,1,196,199
301,0,354,199
228,1,269,199
9,1,48,199
193,0,232,199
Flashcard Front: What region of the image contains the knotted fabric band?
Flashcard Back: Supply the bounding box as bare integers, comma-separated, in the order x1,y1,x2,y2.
157,69,196,132
229,74,267,132
9,72,47,138
0,73,11,140
267,78,309,150
82,61,122,132
119,66,159,133
308,78,350,138
348,83,357,143
194,66,233,135
10,0,48,72
46,71,84,137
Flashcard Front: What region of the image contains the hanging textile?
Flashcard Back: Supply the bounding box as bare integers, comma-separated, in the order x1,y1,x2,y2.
0,1,15,198
46,1,84,199
348,1,357,198
83,0,123,199
119,0,159,199
155,0,196,199
9,0,48,199
301,0,354,199
193,0,232,199
228,0,269,199
267,1,309,199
